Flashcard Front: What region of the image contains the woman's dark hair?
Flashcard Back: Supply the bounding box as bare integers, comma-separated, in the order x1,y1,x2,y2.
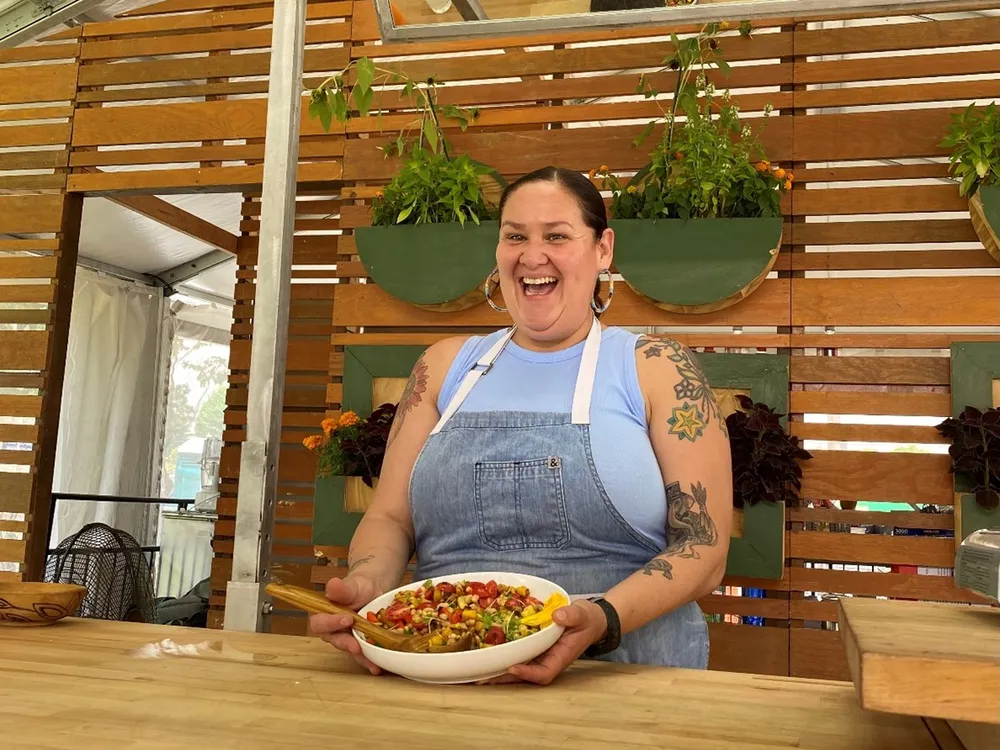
497,166,610,315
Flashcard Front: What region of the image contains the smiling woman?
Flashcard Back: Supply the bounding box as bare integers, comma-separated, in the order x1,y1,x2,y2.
310,166,733,685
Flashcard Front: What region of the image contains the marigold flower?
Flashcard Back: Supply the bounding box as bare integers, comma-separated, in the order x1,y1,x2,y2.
785,171,795,182
754,161,770,173
784,179,792,190
302,434,324,451
339,411,360,427
599,164,609,173
375,190,384,198
588,168,597,179
321,418,337,436
774,168,786,179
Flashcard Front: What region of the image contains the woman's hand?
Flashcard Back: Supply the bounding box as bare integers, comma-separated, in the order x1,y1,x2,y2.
486,600,608,686
309,575,384,675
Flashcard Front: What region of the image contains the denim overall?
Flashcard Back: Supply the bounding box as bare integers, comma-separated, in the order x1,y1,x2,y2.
409,318,709,669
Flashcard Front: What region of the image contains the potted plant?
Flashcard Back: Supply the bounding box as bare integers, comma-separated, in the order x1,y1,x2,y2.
940,102,1000,264
304,404,397,515
936,406,1000,512
309,59,504,311
726,395,812,508
596,21,789,313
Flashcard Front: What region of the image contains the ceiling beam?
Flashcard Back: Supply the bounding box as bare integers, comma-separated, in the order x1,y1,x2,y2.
106,194,239,255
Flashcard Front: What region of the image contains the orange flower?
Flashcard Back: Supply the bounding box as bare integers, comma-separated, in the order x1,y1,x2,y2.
784,179,792,190
599,164,609,173
339,411,360,428
588,168,597,179
375,189,384,198
674,151,684,160
321,418,337,435
302,434,324,451
774,167,786,179
754,161,770,173
785,171,795,182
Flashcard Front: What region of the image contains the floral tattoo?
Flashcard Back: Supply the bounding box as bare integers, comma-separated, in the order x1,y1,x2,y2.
636,337,726,437
388,354,428,444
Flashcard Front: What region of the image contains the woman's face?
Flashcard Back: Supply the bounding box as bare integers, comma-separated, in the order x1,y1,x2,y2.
496,181,613,345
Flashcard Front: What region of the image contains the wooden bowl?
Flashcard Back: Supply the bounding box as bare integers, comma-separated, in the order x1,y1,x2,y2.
0,582,87,627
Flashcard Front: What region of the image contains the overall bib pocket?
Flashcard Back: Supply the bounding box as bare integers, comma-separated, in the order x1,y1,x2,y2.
474,456,570,551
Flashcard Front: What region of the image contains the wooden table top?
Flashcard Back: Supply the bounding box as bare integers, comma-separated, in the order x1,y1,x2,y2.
1,618,941,750
839,598,1000,726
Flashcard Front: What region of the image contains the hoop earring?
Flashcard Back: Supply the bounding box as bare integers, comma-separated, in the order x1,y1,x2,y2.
591,268,614,314
484,267,507,313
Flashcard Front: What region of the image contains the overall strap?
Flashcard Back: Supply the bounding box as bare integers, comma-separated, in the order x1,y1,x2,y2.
430,328,516,435
570,317,603,425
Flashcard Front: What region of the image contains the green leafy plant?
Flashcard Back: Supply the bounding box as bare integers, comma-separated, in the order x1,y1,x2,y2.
936,405,1000,511
596,21,791,220
940,102,1000,198
308,58,499,226
726,395,812,508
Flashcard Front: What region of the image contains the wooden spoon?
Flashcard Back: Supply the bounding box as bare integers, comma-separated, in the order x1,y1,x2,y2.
265,583,473,654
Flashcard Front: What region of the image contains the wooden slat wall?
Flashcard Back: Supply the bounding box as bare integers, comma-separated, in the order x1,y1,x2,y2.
0,39,83,581
39,0,999,672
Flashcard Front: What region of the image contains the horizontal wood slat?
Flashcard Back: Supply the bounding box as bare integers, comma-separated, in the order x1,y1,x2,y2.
789,508,954,530
0,473,32,514
80,20,351,61
0,64,77,105
332,281,790,328
790,391,951,417
793,278,1000,327
0,332,49,371
789,356,950,386
790,567,987,604
67,162,342,195
790,423,947,445
800,452,952,505
789,530,955,567
0,195,65,234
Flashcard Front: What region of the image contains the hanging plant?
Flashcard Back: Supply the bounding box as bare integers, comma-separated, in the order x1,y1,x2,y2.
940,102,1000,264
726,395,813,508
303,403,397,487
308,59,503,311
592,22,787,314
935,406,1000,511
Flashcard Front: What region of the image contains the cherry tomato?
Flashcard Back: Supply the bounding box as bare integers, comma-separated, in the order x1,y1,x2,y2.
436,582,456,595
486,580,498,598
467,582,489,599
526,596,543,607
480,597,496,610
484,626,506,646
385,603,411,624
366,612,379,624
449,610,463,624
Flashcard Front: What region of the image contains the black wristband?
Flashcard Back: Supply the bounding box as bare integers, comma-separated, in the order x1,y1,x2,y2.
583,597,621,657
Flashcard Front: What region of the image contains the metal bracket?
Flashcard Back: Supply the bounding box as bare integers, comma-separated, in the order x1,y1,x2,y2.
157,250,235,289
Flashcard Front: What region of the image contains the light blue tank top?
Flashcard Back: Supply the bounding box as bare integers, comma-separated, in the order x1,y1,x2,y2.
438,326,668,549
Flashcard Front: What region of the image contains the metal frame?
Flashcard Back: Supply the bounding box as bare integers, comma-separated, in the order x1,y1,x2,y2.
372,0,999,41
223,0,307,633
0,0,105,47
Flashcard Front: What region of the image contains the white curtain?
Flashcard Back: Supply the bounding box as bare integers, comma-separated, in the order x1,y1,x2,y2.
49,268,170,549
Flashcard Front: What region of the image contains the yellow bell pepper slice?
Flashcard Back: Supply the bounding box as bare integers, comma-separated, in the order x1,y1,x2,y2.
520,592,569,628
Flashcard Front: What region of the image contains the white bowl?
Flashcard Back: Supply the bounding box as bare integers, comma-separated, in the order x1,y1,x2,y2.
353,571,568,684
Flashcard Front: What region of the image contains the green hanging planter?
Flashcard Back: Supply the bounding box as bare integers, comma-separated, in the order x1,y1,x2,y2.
611,217,783,314
969,185,1000,265
354,221,498,312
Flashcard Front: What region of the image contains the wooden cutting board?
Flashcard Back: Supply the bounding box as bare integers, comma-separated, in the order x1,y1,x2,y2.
839,598,1000,725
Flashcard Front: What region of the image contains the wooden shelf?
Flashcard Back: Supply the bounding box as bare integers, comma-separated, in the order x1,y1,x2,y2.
838,598,1000,726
